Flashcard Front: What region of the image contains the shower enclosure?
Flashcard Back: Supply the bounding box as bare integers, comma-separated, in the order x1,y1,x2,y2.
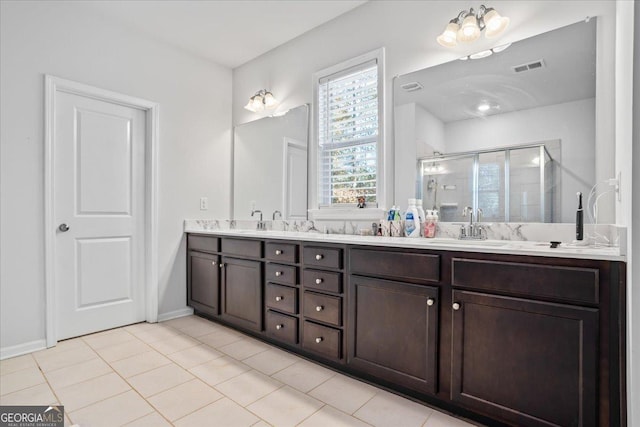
419,144,556,223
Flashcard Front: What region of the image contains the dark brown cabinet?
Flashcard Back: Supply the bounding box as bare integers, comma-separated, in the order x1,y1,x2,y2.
348,275,439,395
220,256,263,332
451,290,598,427
187,251,220,318
186,233,626,427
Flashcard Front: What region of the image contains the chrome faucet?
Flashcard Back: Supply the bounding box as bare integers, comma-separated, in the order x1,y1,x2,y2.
272,210,282,220
251,209,266,230
460,207,486,240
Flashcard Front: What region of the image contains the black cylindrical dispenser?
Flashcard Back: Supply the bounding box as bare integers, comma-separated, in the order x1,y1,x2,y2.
576,192,584,241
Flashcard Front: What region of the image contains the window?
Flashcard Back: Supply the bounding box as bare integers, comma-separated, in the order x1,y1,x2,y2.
315,52,382,208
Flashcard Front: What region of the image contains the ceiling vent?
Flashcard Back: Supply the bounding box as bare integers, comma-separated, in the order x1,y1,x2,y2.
512,59,546,73
400,82,423,92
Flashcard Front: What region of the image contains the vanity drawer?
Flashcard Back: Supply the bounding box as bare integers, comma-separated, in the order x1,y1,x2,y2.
265,242,299,263
303,246,343,269
303,292,342,326
303,269,342,294
350,248,440,283
266,263,297,286
265,310,298,345
265,283,298,314
221,238,262,258
452,258,599,305
188,235,219,253
302,321,341,359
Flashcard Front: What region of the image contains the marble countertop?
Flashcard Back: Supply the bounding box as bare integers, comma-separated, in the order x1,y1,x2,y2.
184,227,625,262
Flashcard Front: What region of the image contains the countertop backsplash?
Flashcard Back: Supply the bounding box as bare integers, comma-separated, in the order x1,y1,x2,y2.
184,219,625,248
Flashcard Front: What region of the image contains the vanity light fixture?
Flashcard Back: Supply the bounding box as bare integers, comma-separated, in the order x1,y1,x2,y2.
244,89,278,113
437,5,510,48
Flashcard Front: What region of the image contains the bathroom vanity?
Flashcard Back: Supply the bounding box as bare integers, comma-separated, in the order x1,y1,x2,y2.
186,230,626,427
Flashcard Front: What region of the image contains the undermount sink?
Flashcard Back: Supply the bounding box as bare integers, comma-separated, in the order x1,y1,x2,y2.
424,238,509,247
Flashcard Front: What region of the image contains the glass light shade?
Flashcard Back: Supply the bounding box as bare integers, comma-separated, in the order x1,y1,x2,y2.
263,92,277,108
244,97,257,112
457,14,481,43
436,22,459,47
483,9,510,38
249,95,263,111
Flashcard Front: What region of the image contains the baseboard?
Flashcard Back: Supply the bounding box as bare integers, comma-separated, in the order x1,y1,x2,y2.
1,339,47,360
157,307,194,322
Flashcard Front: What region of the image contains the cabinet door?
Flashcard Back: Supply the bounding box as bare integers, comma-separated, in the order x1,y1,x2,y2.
187,251,219,317
220,256,263,332
347,275,439,394
451,290,598,427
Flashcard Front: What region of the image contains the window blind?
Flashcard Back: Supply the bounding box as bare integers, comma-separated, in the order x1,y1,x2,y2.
318,60,378,206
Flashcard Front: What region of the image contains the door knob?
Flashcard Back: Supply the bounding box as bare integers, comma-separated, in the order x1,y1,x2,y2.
58,223,70,232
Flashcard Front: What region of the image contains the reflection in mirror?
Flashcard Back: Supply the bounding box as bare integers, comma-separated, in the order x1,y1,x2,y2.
233,105,309,220
421,142,558,222
395,19,597,223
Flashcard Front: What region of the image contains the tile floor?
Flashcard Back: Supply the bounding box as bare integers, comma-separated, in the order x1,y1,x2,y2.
0,315,477,427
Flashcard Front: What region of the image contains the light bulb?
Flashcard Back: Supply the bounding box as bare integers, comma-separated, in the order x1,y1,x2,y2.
457,13,481,43
437,21,459,47
251,95,264,112
483,9,510,38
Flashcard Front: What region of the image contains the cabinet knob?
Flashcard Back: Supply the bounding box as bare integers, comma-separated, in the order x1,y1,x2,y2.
275,271,282,277
219,263,225,268
276,324,283,330
315,337,323,344
452,302,461,311
427,298,435,306
211,261,217,266
315,305,324,312
275,296,283,302
315,278,323,285
275,249,283,255
315,254,323,260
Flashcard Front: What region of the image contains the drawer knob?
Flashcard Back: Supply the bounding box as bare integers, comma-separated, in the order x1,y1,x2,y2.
315,337,323,344
275,271,282,277
315,305,324,312
315,278,323,285
315,254,323,260
452,302,461,311
276,324,283,330
219,263,225,268
427,298,435,306
275,296,283,302
211,261,217,266
275,250,283,255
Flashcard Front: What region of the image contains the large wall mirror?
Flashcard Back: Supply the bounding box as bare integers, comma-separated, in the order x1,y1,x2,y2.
233,104,309,220
394,19,601,223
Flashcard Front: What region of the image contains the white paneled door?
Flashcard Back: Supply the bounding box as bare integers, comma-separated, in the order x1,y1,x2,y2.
54,91,146,340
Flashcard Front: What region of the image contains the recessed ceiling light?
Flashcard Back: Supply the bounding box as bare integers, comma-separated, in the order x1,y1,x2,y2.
469,49,493,60
477,103,491,112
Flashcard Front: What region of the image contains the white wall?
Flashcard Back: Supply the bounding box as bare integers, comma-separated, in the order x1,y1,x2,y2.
444,98,595,223
0,1,232,352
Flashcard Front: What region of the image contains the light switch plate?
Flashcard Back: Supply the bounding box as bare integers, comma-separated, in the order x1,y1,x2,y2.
200,197,208,210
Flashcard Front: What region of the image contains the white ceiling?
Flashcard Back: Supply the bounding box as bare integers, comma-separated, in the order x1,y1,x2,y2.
76,0,367,69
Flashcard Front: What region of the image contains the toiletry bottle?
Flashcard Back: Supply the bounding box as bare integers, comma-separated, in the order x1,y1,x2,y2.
416,199,426,237
404,199,421,238
425,210,437,238
388,206,395,221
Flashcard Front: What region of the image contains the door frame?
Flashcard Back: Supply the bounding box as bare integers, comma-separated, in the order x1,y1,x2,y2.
44,75,159,347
